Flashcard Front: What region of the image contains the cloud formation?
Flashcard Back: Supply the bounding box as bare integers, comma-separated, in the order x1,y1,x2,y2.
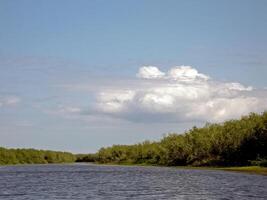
54,66,267,123
137,66,165,79
60,66,267,123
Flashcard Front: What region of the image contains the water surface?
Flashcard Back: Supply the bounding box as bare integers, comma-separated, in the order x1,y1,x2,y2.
0,164,266,200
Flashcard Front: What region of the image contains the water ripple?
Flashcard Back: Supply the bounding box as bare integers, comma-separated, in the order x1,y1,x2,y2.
0,164,266,200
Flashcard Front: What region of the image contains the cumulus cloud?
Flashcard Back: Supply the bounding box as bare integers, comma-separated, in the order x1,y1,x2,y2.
137,66,165,79
0,96,20,108
167,66,210,81
137,65,209,82
96,90,135,113
185,97,263,122
62,65,267,123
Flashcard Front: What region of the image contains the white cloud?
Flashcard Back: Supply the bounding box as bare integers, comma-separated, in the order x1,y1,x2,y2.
223,82,253,91
167,66,210,81
186,97,264,122
136,65,209,82
0,96,20,108
61,65,267,123
96,90,135,113
137,66,165,79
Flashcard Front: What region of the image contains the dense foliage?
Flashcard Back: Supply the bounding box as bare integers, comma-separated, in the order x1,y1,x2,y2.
0,148,76,165
76,153,98,162
1,112,266,167
96,112,267,167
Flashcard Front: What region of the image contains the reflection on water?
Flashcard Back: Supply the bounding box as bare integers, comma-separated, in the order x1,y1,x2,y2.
0,164,266,200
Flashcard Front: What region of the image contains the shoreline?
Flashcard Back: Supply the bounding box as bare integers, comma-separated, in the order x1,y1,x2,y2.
1,162,267,176
0,162,76,167
93,162,267,176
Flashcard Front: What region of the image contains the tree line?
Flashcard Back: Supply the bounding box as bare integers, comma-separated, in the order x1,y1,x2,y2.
0,148,76,165
1,112,266,167
86,112,267,167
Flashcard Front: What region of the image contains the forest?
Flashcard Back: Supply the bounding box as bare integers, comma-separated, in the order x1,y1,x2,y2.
1,112,267,167
0,148,76,165
90,112,267,167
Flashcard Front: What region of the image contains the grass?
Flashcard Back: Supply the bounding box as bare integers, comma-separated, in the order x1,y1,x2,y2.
174,166,267,176
217,166,267,176
175,165,267,175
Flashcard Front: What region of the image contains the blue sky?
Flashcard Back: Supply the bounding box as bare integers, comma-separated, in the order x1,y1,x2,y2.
0,0,267,153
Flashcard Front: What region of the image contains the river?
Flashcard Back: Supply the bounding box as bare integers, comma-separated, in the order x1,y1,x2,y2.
0,164,266,199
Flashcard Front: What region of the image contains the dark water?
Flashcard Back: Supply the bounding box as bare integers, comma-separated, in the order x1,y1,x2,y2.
0,164,266,200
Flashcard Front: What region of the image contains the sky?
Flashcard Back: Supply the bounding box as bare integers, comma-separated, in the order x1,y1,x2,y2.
0,0,267,153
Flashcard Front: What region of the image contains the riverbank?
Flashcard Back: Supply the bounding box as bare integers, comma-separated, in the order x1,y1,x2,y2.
95,162,267,176
217,166,267,175
1,161,266,175
175,166,267,176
